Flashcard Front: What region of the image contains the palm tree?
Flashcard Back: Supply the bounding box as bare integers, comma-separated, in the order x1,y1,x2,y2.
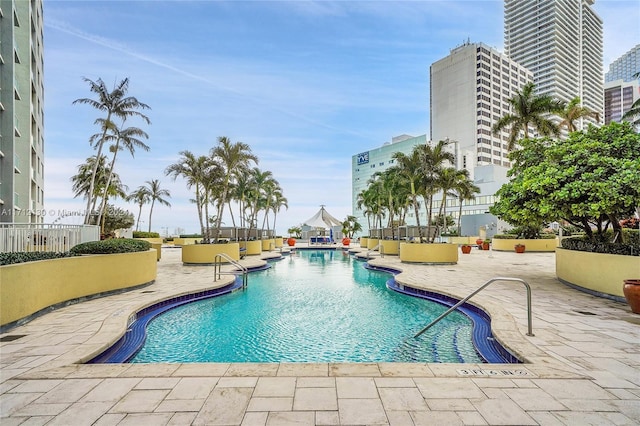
73,77,150,224
391,149,425,239
245,168,275,239
492,82,564,150
210,137,258,240
144,179,171,232
418,141,455,242
558,97,600,132
127,186,151,231
71,156,128,225
622,72,640,126
453,171,480,236
165,151,209,237
96,123,150,231
434,167,466,237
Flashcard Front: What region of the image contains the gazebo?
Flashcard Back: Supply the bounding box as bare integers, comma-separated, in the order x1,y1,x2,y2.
302,205,343,243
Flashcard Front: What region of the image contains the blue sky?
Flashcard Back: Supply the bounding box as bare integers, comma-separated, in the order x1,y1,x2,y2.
42,0,640,236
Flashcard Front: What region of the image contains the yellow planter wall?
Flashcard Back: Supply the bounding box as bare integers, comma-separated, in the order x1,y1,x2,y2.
399,243,459,264
274,238,283,248
367,238,380,250
360,237,369,248
261,239,276,251
556,248,639,298
182,243,240,264
173,237,201,246
135,237,163,245
380,240,400,255
151,243,162,261
239,241,262,256
492,238,558,252
447,236,480,245
0,250,157,327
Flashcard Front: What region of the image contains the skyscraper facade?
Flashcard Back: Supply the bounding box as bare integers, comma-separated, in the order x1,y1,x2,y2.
604,79,640,124
504,0,604,129
430,41,533,172
0,0,45,224
605,44,640,83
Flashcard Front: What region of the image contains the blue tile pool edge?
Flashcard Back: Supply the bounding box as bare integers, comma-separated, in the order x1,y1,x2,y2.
364,263,522,364
87,264,272,364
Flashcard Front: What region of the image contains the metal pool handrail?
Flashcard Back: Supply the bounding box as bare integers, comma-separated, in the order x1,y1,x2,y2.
414,277,534,338
367,243,384,259
214,253,249,289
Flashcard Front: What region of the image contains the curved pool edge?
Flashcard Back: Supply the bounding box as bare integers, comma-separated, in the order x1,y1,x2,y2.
85,264,272,364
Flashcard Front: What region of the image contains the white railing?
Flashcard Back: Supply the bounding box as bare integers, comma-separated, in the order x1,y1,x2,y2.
0,223,100,253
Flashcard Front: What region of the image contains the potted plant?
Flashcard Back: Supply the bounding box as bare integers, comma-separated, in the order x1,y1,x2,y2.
482,239,491,250
461,244,472,254
514,243,526,253
476,238,484,246
623,279,640,314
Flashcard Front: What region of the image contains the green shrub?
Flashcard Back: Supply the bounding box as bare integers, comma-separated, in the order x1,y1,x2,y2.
493,233,557,240
561,236,639,257
179,234,203,238
70,239,151,255
0,252,71,266
132,231,160,238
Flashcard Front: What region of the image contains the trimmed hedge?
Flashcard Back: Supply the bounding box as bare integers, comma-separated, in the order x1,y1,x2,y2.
132,231,160,238
561,236,639,257
70,238,151,255
0,252,71,266
493,233,557,239
179,234,203,238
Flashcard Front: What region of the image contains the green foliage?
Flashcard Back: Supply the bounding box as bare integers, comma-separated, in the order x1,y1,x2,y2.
491,122,640,243
493,233,556,240
70,238,151,255
133,231,160,238
561,235,639,257
287,226,302,238
102,205,135,234
0,252,71,266
179,234,203,238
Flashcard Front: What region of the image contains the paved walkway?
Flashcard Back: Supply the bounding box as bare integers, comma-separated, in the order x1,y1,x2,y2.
1,246,639,425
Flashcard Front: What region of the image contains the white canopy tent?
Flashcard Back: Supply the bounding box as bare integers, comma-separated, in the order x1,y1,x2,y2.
303,206,343,228
302,206,344,243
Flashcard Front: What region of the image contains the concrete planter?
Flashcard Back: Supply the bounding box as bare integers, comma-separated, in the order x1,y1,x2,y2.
261,239,276,251
446,236,480,245
0,250,157,328
173,237,201,246
492,238,558,252
367,238,380,250
182,243,240,265
399,243,458,264
239,240,262,256
360,237,369,248
379,240,400,255
556,248,638,300
274,238,283,248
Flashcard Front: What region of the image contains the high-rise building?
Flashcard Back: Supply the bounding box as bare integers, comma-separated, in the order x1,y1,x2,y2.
430,41,533,172
604,79,640,124
504,0,604,129
0,0,45,224
605,44,640,83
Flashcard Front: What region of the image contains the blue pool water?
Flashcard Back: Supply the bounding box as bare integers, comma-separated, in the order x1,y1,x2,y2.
129,250,487,363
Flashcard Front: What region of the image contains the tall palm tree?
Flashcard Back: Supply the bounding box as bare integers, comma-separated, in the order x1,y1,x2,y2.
434,167,466,236
73,77,150,224
622,72,640,126
246,168,275,238
271,191,288,238
492,82,563,150
96,123,150,231
391,149,425,239
210,137,258,240
418,141,455,242
558,97,600,132
165,151,209,237
453,170,480,236
144,179,171,232
127,186,151,231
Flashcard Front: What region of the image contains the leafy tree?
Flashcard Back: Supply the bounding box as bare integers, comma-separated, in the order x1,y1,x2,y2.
491,122,640,242
102,205,135,235
492,82,564,150
287,226,302,239
73,77,150,224
341,215,362,239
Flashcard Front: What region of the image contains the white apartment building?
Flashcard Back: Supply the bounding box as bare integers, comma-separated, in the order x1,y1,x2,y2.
430,41,533,173
604,79,640,124
0,0,45,224
605,44,640,83
504,0,604,129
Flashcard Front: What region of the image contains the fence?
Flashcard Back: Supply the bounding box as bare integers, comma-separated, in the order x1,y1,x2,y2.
0,224,100,253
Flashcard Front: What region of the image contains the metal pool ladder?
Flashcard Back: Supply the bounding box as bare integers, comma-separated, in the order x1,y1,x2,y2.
214,253,249,289
414,277,534,338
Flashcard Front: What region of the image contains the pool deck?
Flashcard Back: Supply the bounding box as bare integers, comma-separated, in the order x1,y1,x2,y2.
1,245,639,425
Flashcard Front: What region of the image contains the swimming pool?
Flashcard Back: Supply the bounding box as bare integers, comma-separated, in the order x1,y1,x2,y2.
90,249,518,364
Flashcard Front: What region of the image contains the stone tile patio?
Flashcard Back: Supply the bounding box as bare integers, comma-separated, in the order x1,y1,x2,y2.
1,245,639,425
